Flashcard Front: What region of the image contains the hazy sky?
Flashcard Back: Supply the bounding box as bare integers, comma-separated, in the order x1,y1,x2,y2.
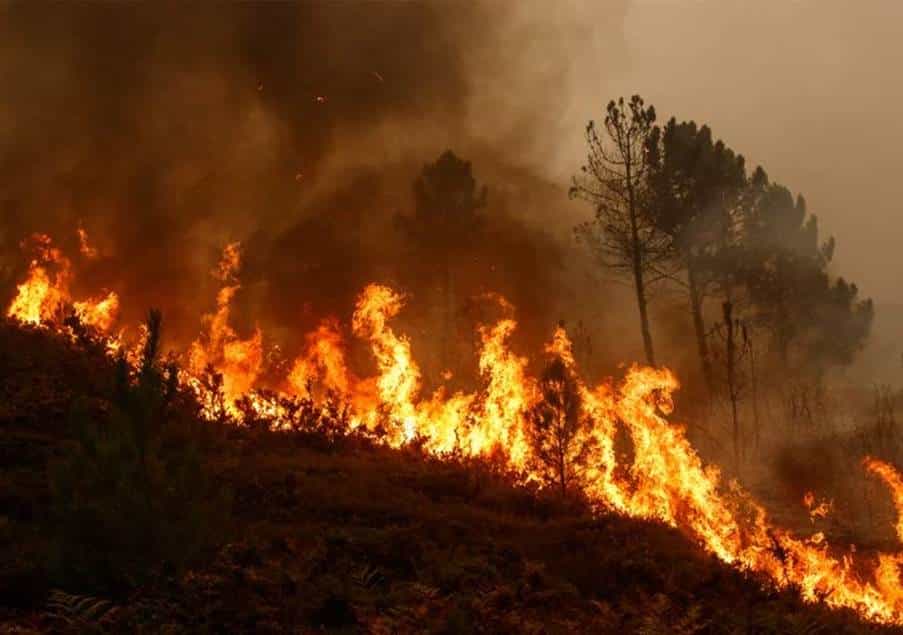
466,0,902,304
610,0,903,304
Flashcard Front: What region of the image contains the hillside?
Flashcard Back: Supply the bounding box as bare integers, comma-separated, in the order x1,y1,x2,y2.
0,321,895,634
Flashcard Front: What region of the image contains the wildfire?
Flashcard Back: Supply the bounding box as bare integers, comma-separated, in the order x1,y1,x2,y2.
8,236,903,624
6,234,71,325
77,226,98,259
350,284,421,442
6,233,118,333
187,242,263,415
803,491,834,522
865,457,903,543
468,319,533,467
286,318,352,400
74,292,120,332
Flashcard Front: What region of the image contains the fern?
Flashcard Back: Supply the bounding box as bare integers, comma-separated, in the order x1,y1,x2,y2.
45,589,118,630
352,562,387,590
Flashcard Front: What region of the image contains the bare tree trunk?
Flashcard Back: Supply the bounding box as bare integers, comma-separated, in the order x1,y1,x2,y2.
723,301,740,473
441,254,455,379
557,422,568,498
749,341,761,452
626,163,656,366
688,259,712,391
632,258,655,367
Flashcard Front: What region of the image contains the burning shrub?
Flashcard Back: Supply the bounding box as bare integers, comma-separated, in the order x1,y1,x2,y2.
526,356,597,497
48,310,229,594
234,388,354,442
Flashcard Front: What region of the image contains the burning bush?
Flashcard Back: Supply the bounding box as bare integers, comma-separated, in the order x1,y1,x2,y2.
526,355,596,498
6,236,903,625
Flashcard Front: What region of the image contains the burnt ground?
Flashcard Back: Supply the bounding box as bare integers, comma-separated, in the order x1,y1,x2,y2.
0,321,897,634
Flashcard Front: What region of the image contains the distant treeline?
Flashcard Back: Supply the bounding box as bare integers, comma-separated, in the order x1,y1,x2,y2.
569,96,872,378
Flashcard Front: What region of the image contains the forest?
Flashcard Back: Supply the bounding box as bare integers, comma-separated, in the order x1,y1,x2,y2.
0,2,901,633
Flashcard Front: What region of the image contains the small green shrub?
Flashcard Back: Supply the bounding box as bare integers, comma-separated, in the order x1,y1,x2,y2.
48,310,229,595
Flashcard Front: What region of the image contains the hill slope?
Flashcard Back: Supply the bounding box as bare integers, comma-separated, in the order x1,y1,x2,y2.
0,321,893,633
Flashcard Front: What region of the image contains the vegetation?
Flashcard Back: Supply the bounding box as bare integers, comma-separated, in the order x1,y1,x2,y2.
645,118,747,390
526,355,595,497
0,318,896,633
0,2,894,629
573,95,875,472
398,150,488,378
48,311,228,594
571,96,666,366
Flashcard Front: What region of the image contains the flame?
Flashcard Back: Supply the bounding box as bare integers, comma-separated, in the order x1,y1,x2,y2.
214,241,241,281
351,284,422,442
466,319,533,466
7,233,118,333
287,318,352,399
546,325,625,510
803,491,833,522
73,291,120,332
77,226,98,259
6,234,71,325
187,243,262,414
9,235,903,624
347,285,528,460
865,457,903,543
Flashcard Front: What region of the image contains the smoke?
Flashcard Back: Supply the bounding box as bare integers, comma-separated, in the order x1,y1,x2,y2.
613,0,903,383
0,1,639,380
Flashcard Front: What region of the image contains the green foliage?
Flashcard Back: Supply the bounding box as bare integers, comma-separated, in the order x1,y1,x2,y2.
641,109,874,376
48,310,229,594
742,166,874,370
646,118,747,259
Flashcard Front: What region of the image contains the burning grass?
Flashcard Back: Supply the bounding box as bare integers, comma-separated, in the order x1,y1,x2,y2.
5,236,903,627
0,325,889,632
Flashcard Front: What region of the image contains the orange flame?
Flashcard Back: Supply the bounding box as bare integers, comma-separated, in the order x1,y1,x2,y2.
467,319,533,466
7,233,118,333
351,284,422,442
187,243,262,414
73,291,120,332
287,318,352,399
803,491,833,522
9,235,903,625
865,457,903,543
6,234,71,325
77,226,98,259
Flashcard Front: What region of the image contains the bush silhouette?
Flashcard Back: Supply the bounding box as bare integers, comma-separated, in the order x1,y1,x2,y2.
48,310,229,594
